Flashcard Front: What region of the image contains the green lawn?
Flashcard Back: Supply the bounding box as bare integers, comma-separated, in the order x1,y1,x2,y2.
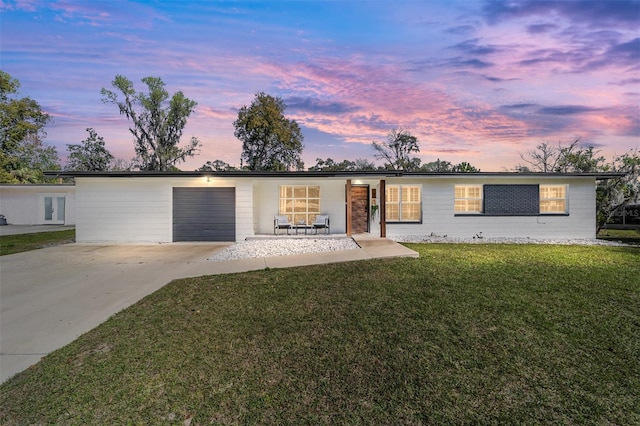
0,229,75,256
597,228,640,245
1,244,639,425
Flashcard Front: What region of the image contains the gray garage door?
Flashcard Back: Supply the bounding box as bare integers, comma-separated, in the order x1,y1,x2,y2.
173,187,236,242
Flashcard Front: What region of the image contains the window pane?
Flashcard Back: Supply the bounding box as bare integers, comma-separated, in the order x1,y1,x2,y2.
279,185,322,224
402,186,420,203
540,185,567,213
540,200,566,213
455,200,481,212
308,199,320,212
308,186,320,198
402,204,420,220
280,199,293,214
294,186,306,198
386,186,399,203
541,185,565,198
57,197,65,221
386,204,399,221
454,185,482,213
44,197,53,221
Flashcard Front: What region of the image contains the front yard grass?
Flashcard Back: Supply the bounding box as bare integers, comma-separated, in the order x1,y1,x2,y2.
1,244,638,424
597,228,640,245
0,229,75,256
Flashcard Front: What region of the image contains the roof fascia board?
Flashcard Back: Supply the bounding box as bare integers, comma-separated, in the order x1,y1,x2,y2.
43,170,625,179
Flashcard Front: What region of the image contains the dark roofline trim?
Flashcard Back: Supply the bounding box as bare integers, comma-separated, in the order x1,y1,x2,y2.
0,183,76,187
43,170,626,180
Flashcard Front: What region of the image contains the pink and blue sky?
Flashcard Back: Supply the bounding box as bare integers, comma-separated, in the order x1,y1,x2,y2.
2,0,639,171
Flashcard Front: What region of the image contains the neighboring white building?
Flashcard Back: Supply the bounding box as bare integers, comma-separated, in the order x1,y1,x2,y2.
0,184,76,225
39,171,622,243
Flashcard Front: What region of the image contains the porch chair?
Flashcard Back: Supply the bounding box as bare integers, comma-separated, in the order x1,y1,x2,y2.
274,215,292,235
312,214,330,234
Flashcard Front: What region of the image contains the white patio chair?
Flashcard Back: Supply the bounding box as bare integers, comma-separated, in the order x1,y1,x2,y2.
312,214,330,234
274,215,292,235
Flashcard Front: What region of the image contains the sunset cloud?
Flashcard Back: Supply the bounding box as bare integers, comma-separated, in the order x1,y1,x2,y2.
1,0,637,172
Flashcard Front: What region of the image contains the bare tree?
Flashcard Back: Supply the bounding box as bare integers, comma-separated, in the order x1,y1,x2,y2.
372,128,421,171
517,141,564,172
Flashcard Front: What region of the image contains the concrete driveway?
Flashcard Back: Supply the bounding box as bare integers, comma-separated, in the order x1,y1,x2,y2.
1,237,416,383
0,243,235,383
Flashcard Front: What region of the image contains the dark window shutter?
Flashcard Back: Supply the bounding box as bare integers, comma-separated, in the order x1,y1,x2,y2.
483,184,539,215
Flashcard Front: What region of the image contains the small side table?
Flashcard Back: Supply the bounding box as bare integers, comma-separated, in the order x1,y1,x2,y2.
293,223,311,234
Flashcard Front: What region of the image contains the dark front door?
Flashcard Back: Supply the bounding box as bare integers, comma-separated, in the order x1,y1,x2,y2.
350,185,369,234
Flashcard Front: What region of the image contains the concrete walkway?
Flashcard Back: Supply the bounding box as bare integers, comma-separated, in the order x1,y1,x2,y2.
0,236,417,383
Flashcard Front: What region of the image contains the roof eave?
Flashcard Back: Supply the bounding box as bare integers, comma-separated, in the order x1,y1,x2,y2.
43,170,627,180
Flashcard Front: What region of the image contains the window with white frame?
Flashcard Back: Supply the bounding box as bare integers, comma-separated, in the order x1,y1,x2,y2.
540,185,567,213
454,185,483,213
385,185,421,222
279,185,321,224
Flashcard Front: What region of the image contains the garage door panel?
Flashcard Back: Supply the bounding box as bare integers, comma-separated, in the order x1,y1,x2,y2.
174,217,235,225
173,188,236,242
174,212,235,221
172,226,235,241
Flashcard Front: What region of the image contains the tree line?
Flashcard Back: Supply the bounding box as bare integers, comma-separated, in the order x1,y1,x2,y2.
1,72,482,176
2,71,638,230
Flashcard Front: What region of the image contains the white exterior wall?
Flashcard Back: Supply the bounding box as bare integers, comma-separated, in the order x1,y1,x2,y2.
384,176,596,239
253,178,347,234
75,177,253,243
0,185,76,225
72,174,599,243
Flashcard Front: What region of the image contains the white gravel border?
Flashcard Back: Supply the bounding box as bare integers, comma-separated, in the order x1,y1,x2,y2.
208,237,360,261
390,234,636,246
208,234,636,261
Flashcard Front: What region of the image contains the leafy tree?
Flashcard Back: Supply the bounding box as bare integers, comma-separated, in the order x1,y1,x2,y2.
310,158,343,171
420,159,453,172
557,142,605,173
234,92,304,171
418,159,480,173
65,128,114,171
309,157,381,171
353,158,379,171
101,75,200,171
595,150,639,232
0,71,51,153
309,158,354,171
452,161,480,173
109,158,135,171
0,71,58,183
198,160,237,172
372,128,421,171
